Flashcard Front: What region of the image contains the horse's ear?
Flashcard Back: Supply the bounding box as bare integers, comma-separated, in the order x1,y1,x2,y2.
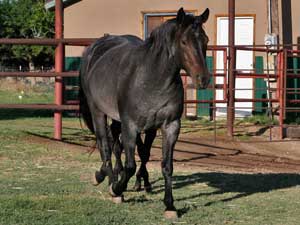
176,7,186,26
200,8,209,23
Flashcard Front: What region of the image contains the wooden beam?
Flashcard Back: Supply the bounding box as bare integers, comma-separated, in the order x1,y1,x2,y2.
271,0,279,35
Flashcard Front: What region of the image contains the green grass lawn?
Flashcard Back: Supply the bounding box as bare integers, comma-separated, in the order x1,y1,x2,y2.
0,87,54,104
0,85,55,119
0,88,300,225
0,117,300,225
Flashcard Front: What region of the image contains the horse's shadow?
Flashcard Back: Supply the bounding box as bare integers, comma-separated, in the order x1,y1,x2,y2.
148,172,300,216
24,131,300,217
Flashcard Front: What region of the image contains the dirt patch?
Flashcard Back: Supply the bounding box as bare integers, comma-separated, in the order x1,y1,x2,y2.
146,132,300,174
26,129,300,174
162,134,300,174
25,134,94,153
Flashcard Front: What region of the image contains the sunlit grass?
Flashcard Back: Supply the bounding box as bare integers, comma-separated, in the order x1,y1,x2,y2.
0,117,300,225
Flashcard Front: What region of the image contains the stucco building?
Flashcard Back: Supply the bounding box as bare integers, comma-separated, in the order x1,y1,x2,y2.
45,0,300,118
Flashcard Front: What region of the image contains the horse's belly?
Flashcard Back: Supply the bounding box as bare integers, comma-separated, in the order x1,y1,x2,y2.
88,76,120,121
93,95,120,121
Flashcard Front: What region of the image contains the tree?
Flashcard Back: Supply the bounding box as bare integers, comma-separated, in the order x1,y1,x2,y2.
0,0,55,69
0,1,14,67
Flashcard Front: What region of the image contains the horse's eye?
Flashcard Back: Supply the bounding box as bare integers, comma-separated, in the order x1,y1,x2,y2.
181,40,187,45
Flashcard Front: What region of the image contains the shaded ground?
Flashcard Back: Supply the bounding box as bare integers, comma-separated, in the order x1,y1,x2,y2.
158,133,300,174
27,125,300,174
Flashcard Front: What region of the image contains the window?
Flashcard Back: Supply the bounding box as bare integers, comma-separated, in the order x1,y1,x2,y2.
143,11,195,39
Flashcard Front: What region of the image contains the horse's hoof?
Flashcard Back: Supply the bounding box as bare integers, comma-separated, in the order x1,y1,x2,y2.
144,184,152,193
92,172,100,186
93,171,105,186
164,211,178,220
109,184,117,197
109,184,124,203
111,196,124,204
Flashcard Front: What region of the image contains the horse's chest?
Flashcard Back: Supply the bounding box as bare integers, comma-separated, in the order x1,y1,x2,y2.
124,77,184,130
140,97,183,130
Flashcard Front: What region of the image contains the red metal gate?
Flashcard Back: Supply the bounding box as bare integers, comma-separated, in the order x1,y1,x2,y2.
1,0,299,140
0,0,95,140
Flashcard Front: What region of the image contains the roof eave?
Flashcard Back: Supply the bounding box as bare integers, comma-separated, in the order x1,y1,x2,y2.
45,0,81,10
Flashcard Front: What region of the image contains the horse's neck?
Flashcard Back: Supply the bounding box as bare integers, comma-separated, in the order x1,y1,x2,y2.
143,27,181,78
146,48,181,88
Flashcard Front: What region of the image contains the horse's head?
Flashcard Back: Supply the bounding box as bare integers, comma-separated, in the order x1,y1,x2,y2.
175,8,211,89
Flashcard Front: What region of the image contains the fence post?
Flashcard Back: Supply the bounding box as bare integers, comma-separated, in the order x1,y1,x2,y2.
227,0,236,138
278,50,286,139
54,0,64,140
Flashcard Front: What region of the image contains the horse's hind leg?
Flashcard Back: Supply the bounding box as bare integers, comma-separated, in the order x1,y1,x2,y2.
134,129,157,192
110,120,123,182
110,122,137,197
92,111,114,186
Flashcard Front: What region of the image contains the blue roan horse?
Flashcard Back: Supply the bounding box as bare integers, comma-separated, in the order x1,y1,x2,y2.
79,8,210,219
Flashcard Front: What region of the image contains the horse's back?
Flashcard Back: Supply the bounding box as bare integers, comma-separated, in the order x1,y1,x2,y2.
81,34,143,121
85,35,143,73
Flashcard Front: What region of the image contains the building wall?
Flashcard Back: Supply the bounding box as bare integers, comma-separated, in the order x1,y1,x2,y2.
64,0,268,56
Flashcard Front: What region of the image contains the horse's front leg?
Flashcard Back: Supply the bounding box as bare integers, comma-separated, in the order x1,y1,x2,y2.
110,121,137,197
161,120,180,219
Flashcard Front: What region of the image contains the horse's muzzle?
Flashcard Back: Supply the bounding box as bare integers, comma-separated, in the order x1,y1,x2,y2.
196,73,211,89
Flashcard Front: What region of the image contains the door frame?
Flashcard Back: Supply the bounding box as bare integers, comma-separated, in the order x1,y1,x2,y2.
141,10,197,39
214,14,256,115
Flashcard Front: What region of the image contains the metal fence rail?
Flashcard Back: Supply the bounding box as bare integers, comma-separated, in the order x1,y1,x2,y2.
1,0,300,141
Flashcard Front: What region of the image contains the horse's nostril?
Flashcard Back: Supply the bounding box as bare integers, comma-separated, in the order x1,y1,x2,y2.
204,77,209,85
194,74,210,89
199,76,210,89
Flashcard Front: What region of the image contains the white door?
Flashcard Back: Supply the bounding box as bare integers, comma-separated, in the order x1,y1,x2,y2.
216,17,254,117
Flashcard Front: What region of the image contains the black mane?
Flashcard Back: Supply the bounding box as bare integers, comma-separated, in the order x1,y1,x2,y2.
144,15,196,56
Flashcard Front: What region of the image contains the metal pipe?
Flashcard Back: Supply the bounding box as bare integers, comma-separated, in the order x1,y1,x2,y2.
212,48,217,142
234,98,278,103
0,71,78,77
54,0,64,140
283,49,287,121
227,0,236,138
0,38,96,46
0,104,79,110
223,49,228,100
287,99,300,103
185,100,227,104
185,98,280,104
235,73,278,79
235,46,280,53
0,38,58,45
278,51,285,139
2,39,300,49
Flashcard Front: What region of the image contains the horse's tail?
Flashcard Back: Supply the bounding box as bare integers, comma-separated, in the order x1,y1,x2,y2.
79,87,95,134
79,48,95,134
